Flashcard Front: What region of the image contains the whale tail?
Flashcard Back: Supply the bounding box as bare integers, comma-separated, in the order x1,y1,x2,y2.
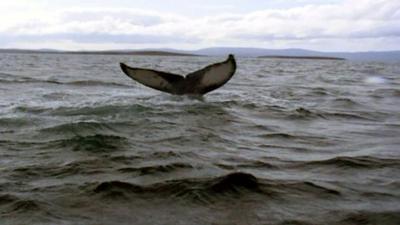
120,55,236,95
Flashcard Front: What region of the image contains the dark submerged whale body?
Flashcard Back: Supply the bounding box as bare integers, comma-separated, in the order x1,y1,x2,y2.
120,55,236,95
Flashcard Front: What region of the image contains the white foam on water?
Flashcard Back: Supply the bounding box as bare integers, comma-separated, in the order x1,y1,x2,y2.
365,76,387,84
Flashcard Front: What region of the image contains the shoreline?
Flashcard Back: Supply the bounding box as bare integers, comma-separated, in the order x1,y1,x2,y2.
258,55,346,60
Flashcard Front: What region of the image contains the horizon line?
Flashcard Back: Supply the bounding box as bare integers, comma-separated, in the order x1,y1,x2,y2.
1,47,400,54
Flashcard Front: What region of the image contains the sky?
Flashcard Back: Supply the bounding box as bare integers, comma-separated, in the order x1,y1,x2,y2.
0,0,399,51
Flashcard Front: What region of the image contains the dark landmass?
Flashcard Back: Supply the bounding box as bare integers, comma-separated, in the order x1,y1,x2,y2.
259,55,346,60
71,50,200,56
127,51,199,56
191,47,400,62
1,47,399,61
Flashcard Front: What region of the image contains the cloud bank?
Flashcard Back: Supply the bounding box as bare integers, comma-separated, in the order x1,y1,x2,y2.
0,0,399,51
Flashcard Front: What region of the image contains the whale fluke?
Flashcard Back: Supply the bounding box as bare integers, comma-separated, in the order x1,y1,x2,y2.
120,55,236,95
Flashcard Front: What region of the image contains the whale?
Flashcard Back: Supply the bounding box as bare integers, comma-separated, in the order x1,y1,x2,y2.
120,54,236,95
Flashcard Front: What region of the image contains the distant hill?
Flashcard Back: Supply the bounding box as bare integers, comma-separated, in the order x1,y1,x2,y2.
67,50,199,56
187,47,400,62
190,47,322,57
127,51,199,56
1,47,399,62
259,55,345,60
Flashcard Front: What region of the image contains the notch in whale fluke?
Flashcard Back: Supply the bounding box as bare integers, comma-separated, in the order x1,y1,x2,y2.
120,55,236,95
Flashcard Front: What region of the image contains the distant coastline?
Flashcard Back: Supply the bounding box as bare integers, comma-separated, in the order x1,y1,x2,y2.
125,51,200,56
1,47,399,61
259,55,345,60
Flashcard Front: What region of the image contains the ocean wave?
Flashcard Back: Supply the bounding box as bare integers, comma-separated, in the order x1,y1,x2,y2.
41,92,73,101
258,132,328,143
0,117,37,129
90,172,342,204
298,156,400,169
10,158,115,181
2,199,42,214
92,172,262,203
338,211,400,225
0,194,19,206
322,111,384,121
0,194,49,217
308,87,331,96
40,121,116,134
0,74,132,88
54,134,128,152
0,194,59,223
52,159,112,177
258,143,310,152
328,97,364,108
147,151,191,159
2,132,129,153
287,107,325,120
118,162,195,175
108,155,144,164
278,220,311,225
0,72,15,77
371,88,400,97
257,132,337,147
2,54,400,225
14,103,154,117
0,73,37,83
287,107,383,121
58,80,133,87
108,151,197,165
216,160,277,170
260,132,300,139
299,181,341,196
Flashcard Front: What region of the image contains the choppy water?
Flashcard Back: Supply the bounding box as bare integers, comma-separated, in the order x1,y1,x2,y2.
0,53,400,225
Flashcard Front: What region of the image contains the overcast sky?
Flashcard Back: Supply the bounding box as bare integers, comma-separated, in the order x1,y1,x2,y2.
1,0,399,51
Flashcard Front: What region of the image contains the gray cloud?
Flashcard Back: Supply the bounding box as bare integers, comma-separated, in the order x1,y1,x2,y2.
0,33,201,45
1,0,399,51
